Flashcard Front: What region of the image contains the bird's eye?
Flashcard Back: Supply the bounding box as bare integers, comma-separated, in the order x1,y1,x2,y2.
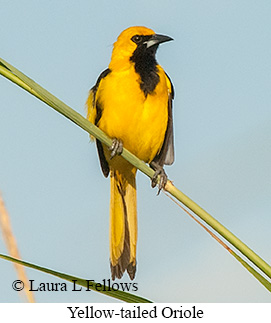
131,35,142,44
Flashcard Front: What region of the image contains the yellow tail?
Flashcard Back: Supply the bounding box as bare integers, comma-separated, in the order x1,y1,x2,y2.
110,165,137,280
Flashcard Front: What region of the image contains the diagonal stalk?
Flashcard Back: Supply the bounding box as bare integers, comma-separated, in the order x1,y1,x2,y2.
165,192,271,292
0,254,151,303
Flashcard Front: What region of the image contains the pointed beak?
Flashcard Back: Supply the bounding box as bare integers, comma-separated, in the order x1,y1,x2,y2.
145,33,174,48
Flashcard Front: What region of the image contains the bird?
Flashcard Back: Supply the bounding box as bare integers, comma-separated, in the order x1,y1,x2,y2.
86,26,174,280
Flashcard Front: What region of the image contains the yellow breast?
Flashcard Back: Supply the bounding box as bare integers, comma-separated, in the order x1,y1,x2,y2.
96,65,169,163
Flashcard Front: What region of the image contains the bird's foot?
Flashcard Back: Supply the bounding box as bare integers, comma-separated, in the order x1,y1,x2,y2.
109,138,123,159
150,161,168,195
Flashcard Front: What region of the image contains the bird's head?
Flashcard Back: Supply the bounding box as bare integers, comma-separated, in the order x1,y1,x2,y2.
109,26,173,70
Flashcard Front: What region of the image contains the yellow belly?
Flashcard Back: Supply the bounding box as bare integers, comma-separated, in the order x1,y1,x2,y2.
96,66,169,163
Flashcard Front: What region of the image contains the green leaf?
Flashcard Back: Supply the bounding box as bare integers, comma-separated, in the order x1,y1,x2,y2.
0,254,151,303
229,250,271,292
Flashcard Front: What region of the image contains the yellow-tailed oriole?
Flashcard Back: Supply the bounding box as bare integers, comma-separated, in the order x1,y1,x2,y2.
86,26,174,280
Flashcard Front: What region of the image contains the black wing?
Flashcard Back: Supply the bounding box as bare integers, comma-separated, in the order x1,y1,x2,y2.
91,68,111,177
151,73,174,167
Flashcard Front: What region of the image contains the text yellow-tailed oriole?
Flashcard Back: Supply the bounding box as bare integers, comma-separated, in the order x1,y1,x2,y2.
86,26,174,280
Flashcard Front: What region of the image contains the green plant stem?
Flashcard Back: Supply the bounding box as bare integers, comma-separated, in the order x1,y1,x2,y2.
1,57,271,284
166,182,271,279
0,254,151,303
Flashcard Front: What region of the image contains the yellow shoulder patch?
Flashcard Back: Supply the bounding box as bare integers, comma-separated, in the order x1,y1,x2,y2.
86,89,96,141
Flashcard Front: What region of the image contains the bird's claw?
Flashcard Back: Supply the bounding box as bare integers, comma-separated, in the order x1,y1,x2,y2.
109,138,123,159
151,165,168,195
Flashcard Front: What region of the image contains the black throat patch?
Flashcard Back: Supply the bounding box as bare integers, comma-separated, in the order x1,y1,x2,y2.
130,43,160,97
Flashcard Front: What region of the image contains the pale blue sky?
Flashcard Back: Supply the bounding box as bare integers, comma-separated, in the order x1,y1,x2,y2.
0,0,270,302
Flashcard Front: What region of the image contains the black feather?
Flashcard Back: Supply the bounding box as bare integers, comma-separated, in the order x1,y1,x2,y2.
90,68,111,177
